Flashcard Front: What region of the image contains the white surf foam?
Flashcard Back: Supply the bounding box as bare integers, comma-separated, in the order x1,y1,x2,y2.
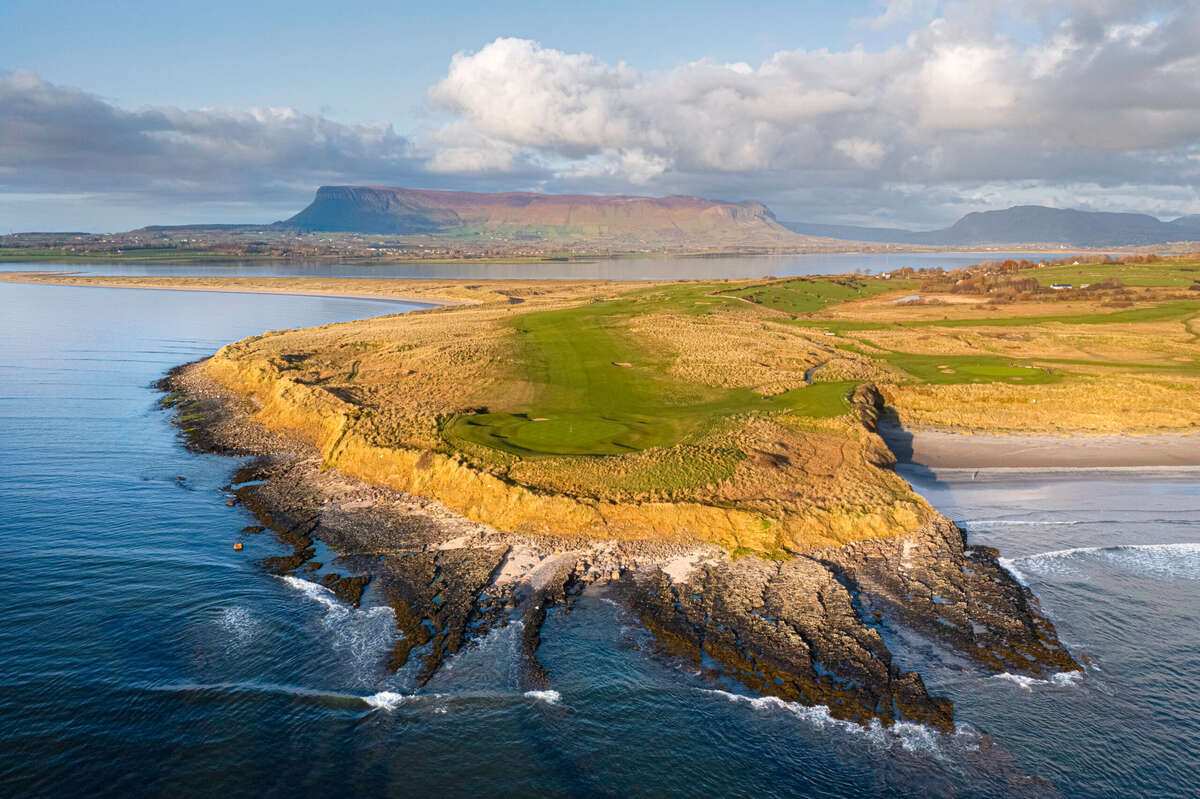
279,574,340,608
524,689,562,705
217,606,257,641
699,689,953,756
961,519,1083,527
362,690,408,710
1004,542,1200,582
997,557,1029,585
276,575,398,684
993,670,1083,690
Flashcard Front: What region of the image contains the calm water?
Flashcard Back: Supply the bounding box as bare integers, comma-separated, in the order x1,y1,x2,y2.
1,281,1196,797
0,250,1082,281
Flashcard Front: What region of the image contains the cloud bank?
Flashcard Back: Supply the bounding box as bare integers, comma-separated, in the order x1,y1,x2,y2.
2,1,1198,229
428,3,1200,224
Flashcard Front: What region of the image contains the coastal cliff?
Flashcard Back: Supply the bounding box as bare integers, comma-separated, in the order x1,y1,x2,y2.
164,354,1079,733
150,266,1190,732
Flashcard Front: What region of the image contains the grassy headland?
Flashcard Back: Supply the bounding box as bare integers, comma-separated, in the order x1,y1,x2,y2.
5,254,1198,554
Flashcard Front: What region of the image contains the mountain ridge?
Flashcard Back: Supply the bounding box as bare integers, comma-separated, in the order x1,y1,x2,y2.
278,185,815,251
785,205,1200,247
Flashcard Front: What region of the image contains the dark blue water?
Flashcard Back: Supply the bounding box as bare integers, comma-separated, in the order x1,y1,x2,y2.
0,250,1082,281
1,281,1196,797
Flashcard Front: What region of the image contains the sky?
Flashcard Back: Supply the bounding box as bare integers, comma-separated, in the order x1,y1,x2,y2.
1,0,1198,232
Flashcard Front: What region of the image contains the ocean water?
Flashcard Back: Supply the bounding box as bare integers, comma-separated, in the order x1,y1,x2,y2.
1,280,1197,797
0,250,1082,281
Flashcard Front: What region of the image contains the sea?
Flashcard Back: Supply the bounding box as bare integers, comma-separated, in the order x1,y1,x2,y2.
1,259,1195,798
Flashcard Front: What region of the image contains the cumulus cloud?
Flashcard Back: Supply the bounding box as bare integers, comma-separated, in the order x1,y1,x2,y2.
0,70,430,222
428,2,1200,223
3,0,1200,230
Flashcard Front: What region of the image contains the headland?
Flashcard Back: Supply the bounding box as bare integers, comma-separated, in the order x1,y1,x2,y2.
13,251,1200,731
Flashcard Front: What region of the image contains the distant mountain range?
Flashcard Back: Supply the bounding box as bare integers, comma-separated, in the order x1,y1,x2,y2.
84,192,1200,254
275,185,824,251
783,205,1200,248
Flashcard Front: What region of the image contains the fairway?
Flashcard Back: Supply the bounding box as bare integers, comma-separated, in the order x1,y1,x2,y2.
442,284,856,457
720,275,912,314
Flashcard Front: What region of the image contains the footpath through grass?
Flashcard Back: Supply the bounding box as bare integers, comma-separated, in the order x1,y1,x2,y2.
443,283,854,457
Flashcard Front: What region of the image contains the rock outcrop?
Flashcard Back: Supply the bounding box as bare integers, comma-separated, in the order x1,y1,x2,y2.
162,361,1080,734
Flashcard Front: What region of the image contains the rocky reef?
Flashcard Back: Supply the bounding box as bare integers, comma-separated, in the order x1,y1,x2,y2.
162,360,1080,733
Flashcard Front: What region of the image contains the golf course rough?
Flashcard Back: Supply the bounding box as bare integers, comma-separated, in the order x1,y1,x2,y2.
190,259,1200,554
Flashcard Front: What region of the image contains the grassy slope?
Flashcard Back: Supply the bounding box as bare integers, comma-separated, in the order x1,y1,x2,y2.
721,265,1200,389
445,283,853,456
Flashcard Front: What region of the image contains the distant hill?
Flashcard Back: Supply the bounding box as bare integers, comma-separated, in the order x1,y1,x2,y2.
784,205,1200,247
278,185,825,251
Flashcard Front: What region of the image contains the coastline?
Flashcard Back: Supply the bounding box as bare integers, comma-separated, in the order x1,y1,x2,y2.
7,270,1095,730
0,271,465,307
880,422,1200,469
159,353,1082,734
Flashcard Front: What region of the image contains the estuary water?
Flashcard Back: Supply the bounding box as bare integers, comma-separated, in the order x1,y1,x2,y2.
1,280,1197,798
0,250,1081,281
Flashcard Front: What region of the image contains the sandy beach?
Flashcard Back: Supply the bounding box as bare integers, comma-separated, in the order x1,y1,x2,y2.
880,422,1200,469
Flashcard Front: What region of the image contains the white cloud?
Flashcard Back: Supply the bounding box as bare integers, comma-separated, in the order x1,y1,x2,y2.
5,1,1200,230
835,137,888,168
425,3,1200,222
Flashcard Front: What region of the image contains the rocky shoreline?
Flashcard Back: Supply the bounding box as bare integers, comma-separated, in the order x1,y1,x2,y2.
161,360,1080,732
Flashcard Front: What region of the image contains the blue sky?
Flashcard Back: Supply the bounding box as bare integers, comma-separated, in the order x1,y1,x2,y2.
2,1,890,126
2,0,1198,231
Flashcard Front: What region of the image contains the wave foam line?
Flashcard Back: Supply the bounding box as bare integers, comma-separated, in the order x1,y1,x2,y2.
147,680,380,705
278,574,341,609
699,689,959,756
524,689,562,705
993,671,1084,691
1004,542,1200,582
960,519,1084,527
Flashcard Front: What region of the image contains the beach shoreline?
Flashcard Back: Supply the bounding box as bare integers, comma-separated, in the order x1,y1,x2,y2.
0,271,462,307
880,422,1200,469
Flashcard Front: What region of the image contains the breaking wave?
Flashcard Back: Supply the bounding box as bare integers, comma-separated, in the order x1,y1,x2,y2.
277,575,398,684
960,519,1084,528
993,671,1084,691
1001,542,1200,584
699,689,958,757
362,690,408,710
524,690,562,705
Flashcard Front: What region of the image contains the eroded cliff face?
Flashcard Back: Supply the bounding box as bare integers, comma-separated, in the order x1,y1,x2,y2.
164,358,1080,734
199,347,934,555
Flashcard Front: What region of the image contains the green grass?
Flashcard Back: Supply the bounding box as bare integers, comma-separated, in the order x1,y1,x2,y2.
1029,260,1200,288
442,284,856,457
720,276,916,315
879,353,1065,385
902,299,1200,329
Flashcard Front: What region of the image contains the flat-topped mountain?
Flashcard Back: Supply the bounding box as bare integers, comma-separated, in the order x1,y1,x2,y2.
786,205,1200,247
279,185,823,251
